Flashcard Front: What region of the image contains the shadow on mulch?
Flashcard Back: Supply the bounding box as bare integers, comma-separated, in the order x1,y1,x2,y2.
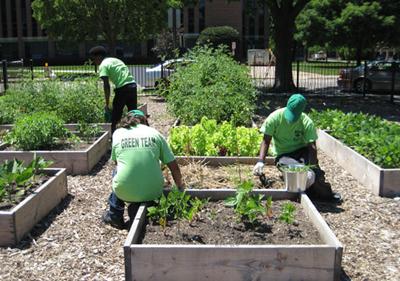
341,268,353,281
312,201,345,214
88,150,112,176
15,193,75,250
254,93,400,123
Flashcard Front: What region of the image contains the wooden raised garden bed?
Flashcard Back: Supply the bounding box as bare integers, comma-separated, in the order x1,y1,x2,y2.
124,190,343,281
0,131,109,175
0,168,67,247
317,129,400,197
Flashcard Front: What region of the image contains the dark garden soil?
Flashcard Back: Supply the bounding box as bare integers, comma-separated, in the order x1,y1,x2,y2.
175,162,285,190
142,200,323,245
0,175,49,210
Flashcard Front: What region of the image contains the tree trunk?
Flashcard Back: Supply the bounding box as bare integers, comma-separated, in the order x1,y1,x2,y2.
273,15,296,91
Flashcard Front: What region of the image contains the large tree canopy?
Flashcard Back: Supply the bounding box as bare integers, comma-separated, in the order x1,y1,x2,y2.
32,0,169,55
296,0,398,65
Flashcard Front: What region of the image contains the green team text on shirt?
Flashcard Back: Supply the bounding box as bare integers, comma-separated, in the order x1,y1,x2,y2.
99,57,135,89
260,108,318,156
111,124,175,202
120,137,157,149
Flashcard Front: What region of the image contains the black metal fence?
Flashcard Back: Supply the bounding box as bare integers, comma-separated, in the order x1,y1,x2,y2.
250,60,400,100
1,58,399,100
0,59,173,93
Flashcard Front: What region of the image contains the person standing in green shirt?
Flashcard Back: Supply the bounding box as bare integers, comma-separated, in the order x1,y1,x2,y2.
89,46,137,133
102,109,184,229
253,94,341,203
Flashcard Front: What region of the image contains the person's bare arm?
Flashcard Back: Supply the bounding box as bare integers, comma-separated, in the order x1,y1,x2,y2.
167,160,184,191
307,142,318,165
258,134,272,162
101,76,110,109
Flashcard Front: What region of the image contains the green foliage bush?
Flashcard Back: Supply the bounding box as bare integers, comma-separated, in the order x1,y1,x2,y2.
6,112,70,150
169,117,262,156
197,26,240,48
0,79,103,124
310,109,400,168
165,46,256,126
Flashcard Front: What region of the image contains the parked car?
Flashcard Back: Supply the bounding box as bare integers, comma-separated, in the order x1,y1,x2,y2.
338,60,400,93
312,51,327,61
145,58,192,88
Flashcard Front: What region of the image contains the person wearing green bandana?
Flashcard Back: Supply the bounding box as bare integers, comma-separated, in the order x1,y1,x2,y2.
89,46,137,134
253,94,342,203
102,109,184,229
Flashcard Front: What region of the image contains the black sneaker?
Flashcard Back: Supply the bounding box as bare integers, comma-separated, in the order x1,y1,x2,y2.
102,211,125,229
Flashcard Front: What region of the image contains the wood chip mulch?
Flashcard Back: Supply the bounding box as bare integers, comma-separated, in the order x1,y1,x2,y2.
0,94,399,281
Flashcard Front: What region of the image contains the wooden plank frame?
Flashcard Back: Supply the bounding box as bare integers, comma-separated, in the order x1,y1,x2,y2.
317,129,400,197
0,168,68,247
124,190,343,281
0,131,109,175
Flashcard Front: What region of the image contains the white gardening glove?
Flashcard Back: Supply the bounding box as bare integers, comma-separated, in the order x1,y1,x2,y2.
253,161,265,176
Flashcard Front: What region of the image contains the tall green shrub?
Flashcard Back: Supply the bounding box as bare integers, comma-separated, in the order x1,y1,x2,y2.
166,46,256,126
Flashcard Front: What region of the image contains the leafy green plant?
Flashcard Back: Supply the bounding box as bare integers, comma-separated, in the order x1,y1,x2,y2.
163,45,256,126
147,187,207,229
225,180,272,224
197,26,240,49
280,164,313,173
169,117,262,156
5,112,70,150
279,202,296,225
309,109,400,168
77,122,102,142
0,156,52,208
0,79,103,124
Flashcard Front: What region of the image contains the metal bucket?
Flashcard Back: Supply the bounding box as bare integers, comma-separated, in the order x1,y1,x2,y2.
283,164,308,192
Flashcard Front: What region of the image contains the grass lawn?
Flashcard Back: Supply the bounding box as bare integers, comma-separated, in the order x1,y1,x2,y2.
293,61,357,76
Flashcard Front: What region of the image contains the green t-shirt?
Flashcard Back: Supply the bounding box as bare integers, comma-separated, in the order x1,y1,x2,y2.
260,108,318,156
99,57,136,89
111,124,175,202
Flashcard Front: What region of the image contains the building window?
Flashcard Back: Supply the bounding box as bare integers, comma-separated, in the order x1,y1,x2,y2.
199,0,205,32
188,8,194,33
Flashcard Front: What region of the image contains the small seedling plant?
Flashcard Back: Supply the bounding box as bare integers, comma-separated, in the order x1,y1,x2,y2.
280,165,313,173
279,202,296,225
147,187,207,233
224,180,273,224
0,156,52,208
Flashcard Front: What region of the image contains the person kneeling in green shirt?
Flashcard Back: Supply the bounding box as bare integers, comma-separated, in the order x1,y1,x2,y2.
253,94,341,203
102,109,184,229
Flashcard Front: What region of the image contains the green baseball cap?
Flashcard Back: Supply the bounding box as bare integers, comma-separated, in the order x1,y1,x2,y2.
127,109,145,117
284,94,306,123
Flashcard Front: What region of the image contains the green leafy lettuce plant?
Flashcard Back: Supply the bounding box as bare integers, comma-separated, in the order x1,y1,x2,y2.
0,156,52,208
224,180,273,224
163,45,257,126
169,117,262,156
